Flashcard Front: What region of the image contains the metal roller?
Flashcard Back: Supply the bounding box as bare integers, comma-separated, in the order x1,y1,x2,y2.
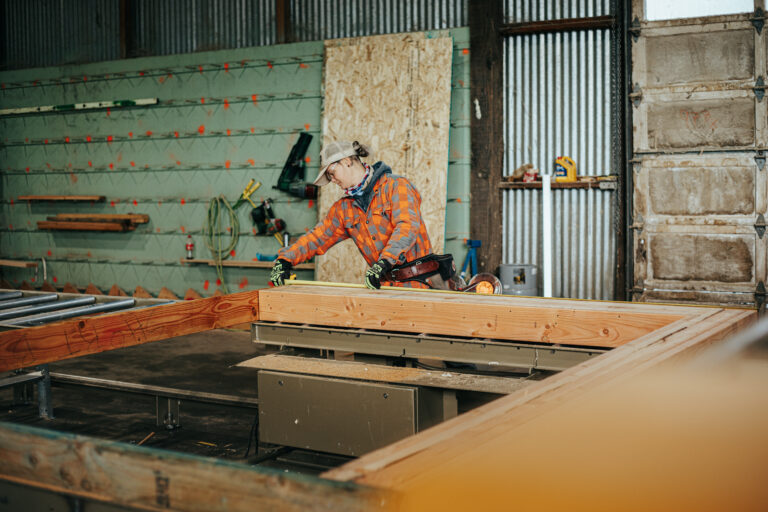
0,296,96,321
0,291,23,301
7,298,136,326
0,294,58,311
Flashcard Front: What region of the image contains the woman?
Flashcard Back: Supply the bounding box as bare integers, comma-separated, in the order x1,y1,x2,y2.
270,140,458,290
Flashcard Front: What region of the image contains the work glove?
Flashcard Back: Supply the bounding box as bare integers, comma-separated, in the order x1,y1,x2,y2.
270,258,292,287
364,259,392,290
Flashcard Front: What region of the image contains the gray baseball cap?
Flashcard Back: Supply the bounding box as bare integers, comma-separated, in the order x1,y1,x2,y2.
314,141,371,186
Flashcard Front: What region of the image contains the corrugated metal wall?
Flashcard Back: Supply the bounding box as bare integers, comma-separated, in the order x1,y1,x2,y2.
130,0,276,57
502,0,616,299
291,0,467,40
1,0,467,70
1,0,121,70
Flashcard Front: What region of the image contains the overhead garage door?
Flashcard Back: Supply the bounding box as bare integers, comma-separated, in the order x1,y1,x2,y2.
631,12,767,308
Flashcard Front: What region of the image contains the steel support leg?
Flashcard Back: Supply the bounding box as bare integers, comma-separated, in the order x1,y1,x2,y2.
36,365,54,419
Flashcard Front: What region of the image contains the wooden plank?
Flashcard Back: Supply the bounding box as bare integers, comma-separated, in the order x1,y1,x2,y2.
85,284,104,295
107,284,127,297
37,220,130,232
470,0,504,274
49,213,150,224
18,195,105,202
0,260,37,269
181,258,315,270
237,354,532,394
0,421,387,512
0,290,261,372
323,308,755,486
158,287,179,300
133,286,153,298
258,286,692,348
318,33,453,285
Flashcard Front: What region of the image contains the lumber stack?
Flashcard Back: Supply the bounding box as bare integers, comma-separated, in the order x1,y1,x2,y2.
38,213,149,232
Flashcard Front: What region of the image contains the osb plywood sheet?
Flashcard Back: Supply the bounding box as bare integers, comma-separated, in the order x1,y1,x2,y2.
317,33,453,284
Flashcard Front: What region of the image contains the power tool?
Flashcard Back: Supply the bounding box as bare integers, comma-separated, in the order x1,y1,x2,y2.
274,132,317,200
251,199,286,245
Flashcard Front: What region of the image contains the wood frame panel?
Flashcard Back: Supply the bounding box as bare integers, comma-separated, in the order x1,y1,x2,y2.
0,284,757,510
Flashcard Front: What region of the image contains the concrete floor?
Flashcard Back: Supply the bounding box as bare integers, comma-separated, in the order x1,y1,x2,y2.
0,329,348,474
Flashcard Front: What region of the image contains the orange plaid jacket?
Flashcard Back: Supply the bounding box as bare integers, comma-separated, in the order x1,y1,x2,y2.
278,162,432,287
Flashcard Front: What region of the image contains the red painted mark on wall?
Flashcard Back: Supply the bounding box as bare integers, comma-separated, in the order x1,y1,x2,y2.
239,277,248,289
462,48,469,55
250,127,255,133
225,160,231,169
110,201,115,207
203,280,210,291
251,94,258,105
304,156,310,163
53,276,58,283
216,278,222,286
25,167,30,172
128,131,133,138
44,139,48,144
299,63,308,69
180,198,186,205
86,135,92,142
174,131,179,138
198,65,204,74
308,199,314,209
133,200,138,206
47,250,52,256
224,99,230,109
109,163,114,170
226,129,231,136
679,109,718,133
267,61,273,69
198,125,205,135
130,161,135,167
65,136,70,143
107,135,113,142
201,97,206,104
70,173,78,184
145,130,153,136
248,159,255,166
176,160,181,166
304,123,310,130
139,71,145,76
106,108,111,116
224,63,229,72
230,250,236,258
180,226,186,233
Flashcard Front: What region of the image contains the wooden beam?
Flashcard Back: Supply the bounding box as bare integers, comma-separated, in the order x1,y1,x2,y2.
499,15,614,36
0,290,261,372
238,354,532,394
469,0,504,274
0,260,36,269
49,213,150,224
18,195,105,202
258,286,698,348
37,221,131,232
323,308,756,485
275,0,292,44
0,421,388,512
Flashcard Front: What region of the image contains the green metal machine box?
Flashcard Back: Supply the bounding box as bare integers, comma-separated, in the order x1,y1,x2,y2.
258,370,445,457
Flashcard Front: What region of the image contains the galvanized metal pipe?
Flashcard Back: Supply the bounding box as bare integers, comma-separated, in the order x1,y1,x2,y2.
0,296,96,321
7,298,136,326
0,294,58,311
0,291,23,301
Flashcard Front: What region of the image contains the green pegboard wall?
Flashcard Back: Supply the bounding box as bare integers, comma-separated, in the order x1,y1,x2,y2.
0,29,471,297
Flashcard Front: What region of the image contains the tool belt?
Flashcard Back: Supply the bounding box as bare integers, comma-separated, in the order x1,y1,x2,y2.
386,254,456,284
